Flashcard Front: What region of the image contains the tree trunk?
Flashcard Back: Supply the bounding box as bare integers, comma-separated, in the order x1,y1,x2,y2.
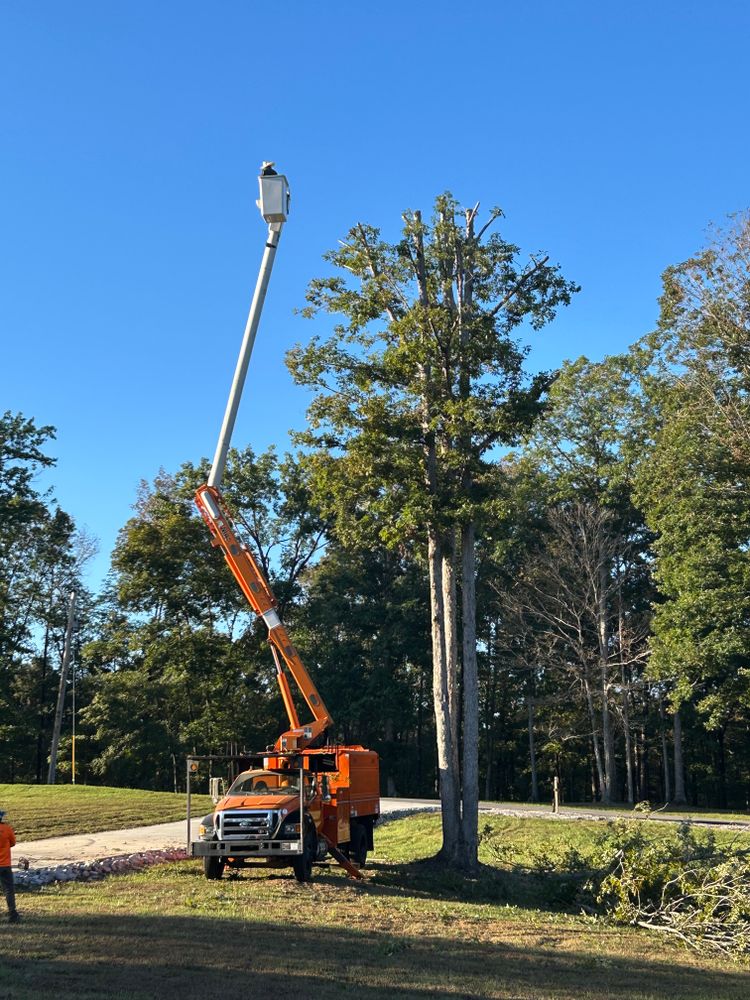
484,621,498,801
428,528,460,856
441,534,460,782
600,678,615,803
617,590,634,805
672,709,687,804
621,667,635,804
583,674,606,801
638,723,648,802
527,697,539,803
458,520,479,870
597,562,616,802
36,621,51,782
590,753,598,801
416,666,424,794
384,716,397,796
715,727,728,810
659,698,671,804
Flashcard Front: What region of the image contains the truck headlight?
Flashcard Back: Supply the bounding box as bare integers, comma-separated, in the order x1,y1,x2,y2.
199,813,216,839
280,821,300,837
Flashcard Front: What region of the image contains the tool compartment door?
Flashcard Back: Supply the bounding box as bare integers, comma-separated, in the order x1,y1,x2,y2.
347,750,380,818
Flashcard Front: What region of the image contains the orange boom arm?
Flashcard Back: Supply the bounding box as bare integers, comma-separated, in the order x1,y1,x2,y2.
195,483,332,751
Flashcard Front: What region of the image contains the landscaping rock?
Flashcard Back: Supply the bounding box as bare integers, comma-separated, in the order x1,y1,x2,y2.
15,847,191,890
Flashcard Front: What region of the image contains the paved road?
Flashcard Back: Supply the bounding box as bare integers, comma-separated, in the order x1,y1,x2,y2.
13,797,750,868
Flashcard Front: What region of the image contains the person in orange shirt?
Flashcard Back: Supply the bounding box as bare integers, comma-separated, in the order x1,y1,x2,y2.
0,809,20,924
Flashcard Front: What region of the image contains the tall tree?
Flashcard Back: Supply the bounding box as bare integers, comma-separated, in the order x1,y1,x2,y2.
520,355,654,803
635,215,750,805
0,412,86,782
289,194,577,867
0,411,57,671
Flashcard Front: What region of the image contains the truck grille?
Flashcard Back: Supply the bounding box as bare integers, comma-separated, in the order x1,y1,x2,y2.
218,810,276,840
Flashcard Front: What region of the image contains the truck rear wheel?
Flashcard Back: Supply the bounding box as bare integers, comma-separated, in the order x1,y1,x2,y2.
203,856,225,880
349,821,368,868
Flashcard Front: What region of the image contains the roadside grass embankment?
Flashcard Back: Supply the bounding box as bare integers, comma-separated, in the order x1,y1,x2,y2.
549,801,750,825
0,784,214,840
2,810,749,1000
479,799,750,828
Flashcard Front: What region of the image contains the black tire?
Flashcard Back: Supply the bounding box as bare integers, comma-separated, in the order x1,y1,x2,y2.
203,855,225,880
293,824,317,883
349,821,368,868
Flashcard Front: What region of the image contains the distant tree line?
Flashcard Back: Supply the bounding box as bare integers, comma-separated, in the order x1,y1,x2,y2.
2,208,749,821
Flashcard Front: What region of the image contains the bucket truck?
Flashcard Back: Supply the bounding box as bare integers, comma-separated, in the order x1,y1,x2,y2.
190,165,380,882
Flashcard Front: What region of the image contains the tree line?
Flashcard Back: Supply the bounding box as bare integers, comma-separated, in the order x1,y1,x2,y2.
2,204,749,842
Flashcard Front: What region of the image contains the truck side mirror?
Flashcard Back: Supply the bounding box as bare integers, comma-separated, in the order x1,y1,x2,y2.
321,776,332,803
209,777,223,804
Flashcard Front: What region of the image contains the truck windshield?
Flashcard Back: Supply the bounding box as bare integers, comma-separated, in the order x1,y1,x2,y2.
227,770,307,796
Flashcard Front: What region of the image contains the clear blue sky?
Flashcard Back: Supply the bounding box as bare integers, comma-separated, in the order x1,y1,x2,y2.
2,2,748,588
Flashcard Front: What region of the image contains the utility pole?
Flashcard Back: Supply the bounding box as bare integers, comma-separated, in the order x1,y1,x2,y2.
47,590,77,784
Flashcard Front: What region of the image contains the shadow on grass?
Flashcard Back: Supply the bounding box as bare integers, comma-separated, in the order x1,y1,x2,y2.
357,856,583,911
0,909,748,1000
229,857,523,908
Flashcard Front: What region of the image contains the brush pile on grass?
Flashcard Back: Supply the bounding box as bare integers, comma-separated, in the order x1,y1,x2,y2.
485,819,750,959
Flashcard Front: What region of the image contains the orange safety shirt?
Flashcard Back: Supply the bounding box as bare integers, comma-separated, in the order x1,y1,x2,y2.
0,822,16,867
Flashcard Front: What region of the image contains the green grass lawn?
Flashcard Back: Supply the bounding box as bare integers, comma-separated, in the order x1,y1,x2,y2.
0,784,214,840
1,810,748,1000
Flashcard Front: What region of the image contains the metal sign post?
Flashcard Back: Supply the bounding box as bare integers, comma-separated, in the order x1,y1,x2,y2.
299,760,305,860
186,758,193,852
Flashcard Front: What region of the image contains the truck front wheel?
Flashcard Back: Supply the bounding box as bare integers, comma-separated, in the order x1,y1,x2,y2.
293,826,317,883
203,856,225,880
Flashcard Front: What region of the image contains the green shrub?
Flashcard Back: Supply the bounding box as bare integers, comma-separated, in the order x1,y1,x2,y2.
485,817,750,958
583,821,750,958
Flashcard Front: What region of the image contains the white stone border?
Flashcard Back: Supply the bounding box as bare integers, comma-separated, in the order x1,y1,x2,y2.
14,848,189,888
